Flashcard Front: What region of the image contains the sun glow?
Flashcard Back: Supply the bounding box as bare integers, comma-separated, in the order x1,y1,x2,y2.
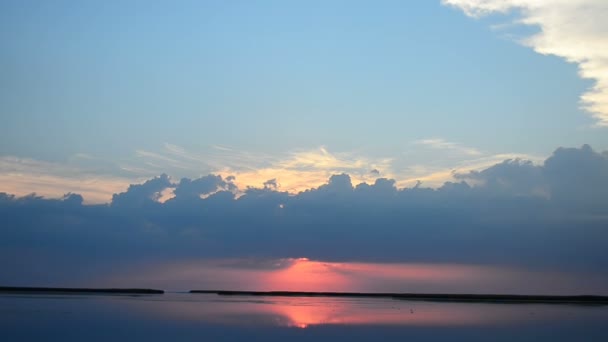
101,257,590,296
265,258,350,292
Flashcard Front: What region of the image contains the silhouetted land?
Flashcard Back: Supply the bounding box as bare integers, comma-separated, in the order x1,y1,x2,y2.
0,286,164,294
190,290,608,304
3,287,607,303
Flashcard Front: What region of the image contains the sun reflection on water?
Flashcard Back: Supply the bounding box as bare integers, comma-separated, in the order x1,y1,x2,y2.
121,293,575,329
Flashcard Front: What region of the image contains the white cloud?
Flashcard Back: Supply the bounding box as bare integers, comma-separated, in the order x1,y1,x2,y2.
442,0,608,126
414,138,482,156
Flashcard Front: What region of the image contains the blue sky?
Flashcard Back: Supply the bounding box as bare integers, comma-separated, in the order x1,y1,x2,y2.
1,0,607,201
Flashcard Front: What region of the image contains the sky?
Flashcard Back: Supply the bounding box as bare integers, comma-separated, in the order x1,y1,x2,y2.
1,0,608,293
1,0,608,202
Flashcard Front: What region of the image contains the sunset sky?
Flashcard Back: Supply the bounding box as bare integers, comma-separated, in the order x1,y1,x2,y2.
1,1,608,293
2,0,608,201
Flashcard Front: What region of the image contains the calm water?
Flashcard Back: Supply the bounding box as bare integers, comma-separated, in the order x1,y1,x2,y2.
1,293,607,341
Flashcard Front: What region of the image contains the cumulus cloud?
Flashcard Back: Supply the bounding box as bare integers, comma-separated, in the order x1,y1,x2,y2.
262,178,279,191
173,175,236,201
111,174,173,208
442,0,608,126
395,152,542,189
454,144,608,210
455,158,546,197
1,145,608,290
543,144,608,211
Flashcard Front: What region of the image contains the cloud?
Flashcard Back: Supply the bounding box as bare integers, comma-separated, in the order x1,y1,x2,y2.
0,156,138,204
454,144,608,210
263,178,279,191
173,175,236,201
0,145,394,203
395,152,542,188
0,142,571,205
454,158,546,197
442,0,608,126
111,174,173,208
128,143,394,193
414,138,482,156
543,144,608,211
199,146,394,193
133,143,529,193
1,145,608,291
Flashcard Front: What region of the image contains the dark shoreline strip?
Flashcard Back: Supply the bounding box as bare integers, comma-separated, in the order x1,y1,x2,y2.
189,290,608,304
0,286,164,294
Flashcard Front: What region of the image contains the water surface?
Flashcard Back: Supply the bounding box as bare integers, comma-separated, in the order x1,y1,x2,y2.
2,293,607,341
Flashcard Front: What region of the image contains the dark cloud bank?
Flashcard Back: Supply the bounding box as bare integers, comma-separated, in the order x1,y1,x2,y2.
1,145,608,286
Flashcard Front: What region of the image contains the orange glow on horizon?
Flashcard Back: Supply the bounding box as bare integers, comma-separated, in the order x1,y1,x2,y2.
264,258,351,292
259,258,487,293
100,257,594,296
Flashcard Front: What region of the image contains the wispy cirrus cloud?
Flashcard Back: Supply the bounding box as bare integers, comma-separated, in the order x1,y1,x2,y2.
126,143,393,193
0,145,399,203
0,142,543,202
413,138,482,156
0,156,137,204
209,147,394,193
442,0,608,126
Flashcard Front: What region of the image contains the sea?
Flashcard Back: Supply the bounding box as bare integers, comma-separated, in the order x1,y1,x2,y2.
2,292,607,341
